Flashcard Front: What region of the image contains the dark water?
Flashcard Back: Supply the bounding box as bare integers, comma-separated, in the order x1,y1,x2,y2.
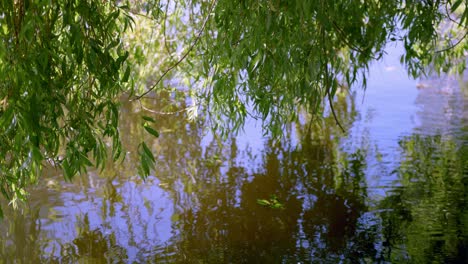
1,48,467,263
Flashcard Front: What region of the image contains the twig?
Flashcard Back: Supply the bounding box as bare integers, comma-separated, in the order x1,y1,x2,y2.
327,90,345,133
445,1,464,27
331,21,379,61
163,0,177,60
127,9,154,21
139,101,189,115
435,30,468,53
134,0,217,100
320,16,345,133
434,2,468,53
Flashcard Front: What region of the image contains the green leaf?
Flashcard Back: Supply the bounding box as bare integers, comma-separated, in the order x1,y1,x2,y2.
451,0,463,12
144,124,159,138
141,142,155,163
112,139,122,162
0,108,14,129
257,195,284,209
142,116,156,123
122,65,130,83
0,185,10,200
116,51,129,66
62,159,73,182
80,153,93,167
138,141,156,180
257,199,271,206
141,156,150,174
31,146,43,163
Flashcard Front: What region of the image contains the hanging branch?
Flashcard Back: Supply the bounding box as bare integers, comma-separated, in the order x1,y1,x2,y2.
163,0,177,60
434,30,468,53
134,0,217,101
327,89,345,133
319,5,345,133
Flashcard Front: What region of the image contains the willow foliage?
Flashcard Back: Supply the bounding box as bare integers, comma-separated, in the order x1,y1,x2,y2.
0,0,132,211
192,0,468,135
0,0,467,210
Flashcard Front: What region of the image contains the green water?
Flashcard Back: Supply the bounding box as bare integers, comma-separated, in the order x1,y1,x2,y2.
0,51,467,263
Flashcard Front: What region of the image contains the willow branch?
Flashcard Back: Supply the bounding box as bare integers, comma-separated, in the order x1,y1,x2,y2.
163,0,177,60
331,21,379,61
320,18,345,133
327,90,345,133
445,1,464,27
134,0,217,100
435,30,468,53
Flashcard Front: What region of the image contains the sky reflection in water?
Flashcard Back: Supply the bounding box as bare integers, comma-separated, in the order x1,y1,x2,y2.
0,46,467,263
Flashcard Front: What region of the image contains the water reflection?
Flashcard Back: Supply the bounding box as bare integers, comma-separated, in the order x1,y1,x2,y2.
0,79,467,263
377,135,468,263
0,207,44,262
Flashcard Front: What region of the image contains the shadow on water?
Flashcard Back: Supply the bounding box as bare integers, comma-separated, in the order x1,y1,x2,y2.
0,77,467,263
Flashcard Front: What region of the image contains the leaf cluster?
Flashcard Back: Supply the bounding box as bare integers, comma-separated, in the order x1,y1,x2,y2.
0,0,132,211
1,0,467,211
189,0,468,136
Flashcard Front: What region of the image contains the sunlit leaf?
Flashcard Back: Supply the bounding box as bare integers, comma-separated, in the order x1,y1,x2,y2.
257,199,271,207
451,0,463,12
122,65,131,83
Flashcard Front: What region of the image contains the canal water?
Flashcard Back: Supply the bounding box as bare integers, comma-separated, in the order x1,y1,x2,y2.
0,46,467,263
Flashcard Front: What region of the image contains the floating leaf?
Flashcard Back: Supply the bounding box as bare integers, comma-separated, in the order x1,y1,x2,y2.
257,195,284,209
257,199,271,207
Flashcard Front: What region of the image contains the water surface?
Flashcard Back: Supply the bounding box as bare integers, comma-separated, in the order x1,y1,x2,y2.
0,48,467,263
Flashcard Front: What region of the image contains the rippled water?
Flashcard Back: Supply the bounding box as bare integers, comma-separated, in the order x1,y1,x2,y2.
1,47,467,263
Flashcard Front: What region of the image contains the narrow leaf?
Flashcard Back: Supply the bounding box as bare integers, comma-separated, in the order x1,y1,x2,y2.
142,116,156,123
451,0,463,12
122,65,130,83
141,142,155,163
144,125,159,138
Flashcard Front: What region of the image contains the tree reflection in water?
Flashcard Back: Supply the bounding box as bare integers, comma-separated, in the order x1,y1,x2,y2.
147,90,378,263
378,135,468,263
0,88,467,263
